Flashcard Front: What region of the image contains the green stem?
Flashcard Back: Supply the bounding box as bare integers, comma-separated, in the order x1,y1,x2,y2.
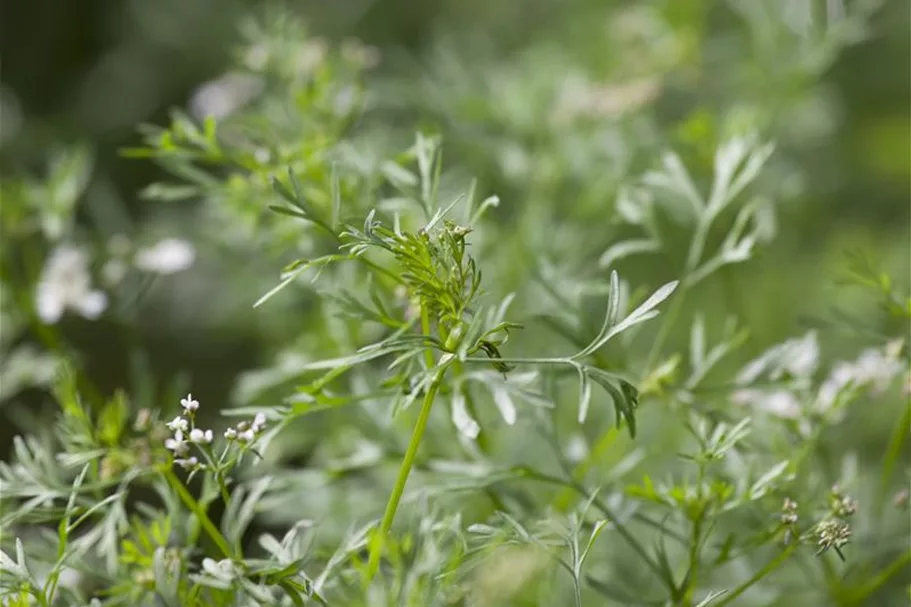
681,515,705,605
164,467,233,559
714,543,798,607
878,400,911,512
366,366,447,581
846,548,911,604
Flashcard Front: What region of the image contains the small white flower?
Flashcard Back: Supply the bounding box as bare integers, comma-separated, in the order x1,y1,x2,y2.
189,72,263,120
174,456,199,470
134,238,196,275
224,427,237,440
181,394,199,413
251,413,267,433
237,429,256,443
35,245,107,324
189,428,213,444
166,416,188,433
165,430,189,456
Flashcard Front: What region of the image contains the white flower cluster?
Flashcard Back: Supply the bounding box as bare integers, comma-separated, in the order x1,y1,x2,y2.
36,237,196,325
223,412,267,444
36,245,107,324
189,72,263,121
163,394,267,470
815,340,906,411
733,335,906,422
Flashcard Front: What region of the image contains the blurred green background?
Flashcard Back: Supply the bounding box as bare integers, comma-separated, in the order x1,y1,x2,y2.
0,0,908,437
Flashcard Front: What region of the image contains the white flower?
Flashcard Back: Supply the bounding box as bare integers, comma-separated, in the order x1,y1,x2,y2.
816,342,905,412
224,427,237,440
202,558,236,579
852,347,904,392
35,245,107,324
181,394,199,413
189,428,213,444
737,332,819,384
251,413,267,433
165,430,189,456
134,238,196,275
237,428,256,443
174,456,199,469
189,72,263,120
166,416,188,433
732,388,801,419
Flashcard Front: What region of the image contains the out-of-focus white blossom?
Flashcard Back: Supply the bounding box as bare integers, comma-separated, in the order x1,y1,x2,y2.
101,234,132,285
565,434,589,463
340,38,380,68
732,388,801,419
816,341,905,412
243,44,270,70
134,238,196,275
189,72,263,120
224,427,237,440
737,331,820,384
552,77,660,122
295,39,328,73
35,245,107,324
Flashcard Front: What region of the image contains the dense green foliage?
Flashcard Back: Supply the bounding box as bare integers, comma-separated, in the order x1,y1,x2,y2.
1,1,909,606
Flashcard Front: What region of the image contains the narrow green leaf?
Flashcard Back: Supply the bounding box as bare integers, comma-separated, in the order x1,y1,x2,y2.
575,365,593,423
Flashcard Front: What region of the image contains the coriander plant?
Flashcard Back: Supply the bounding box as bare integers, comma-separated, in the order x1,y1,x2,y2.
1,3,908,607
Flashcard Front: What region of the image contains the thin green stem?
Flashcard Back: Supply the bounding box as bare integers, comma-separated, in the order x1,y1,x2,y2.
366,366,447,581
878,400,911,512
713,543,798,607
681,515,705,606
846,548,911,604
420,306,436,370
164,467,233,559
464,355,585,367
